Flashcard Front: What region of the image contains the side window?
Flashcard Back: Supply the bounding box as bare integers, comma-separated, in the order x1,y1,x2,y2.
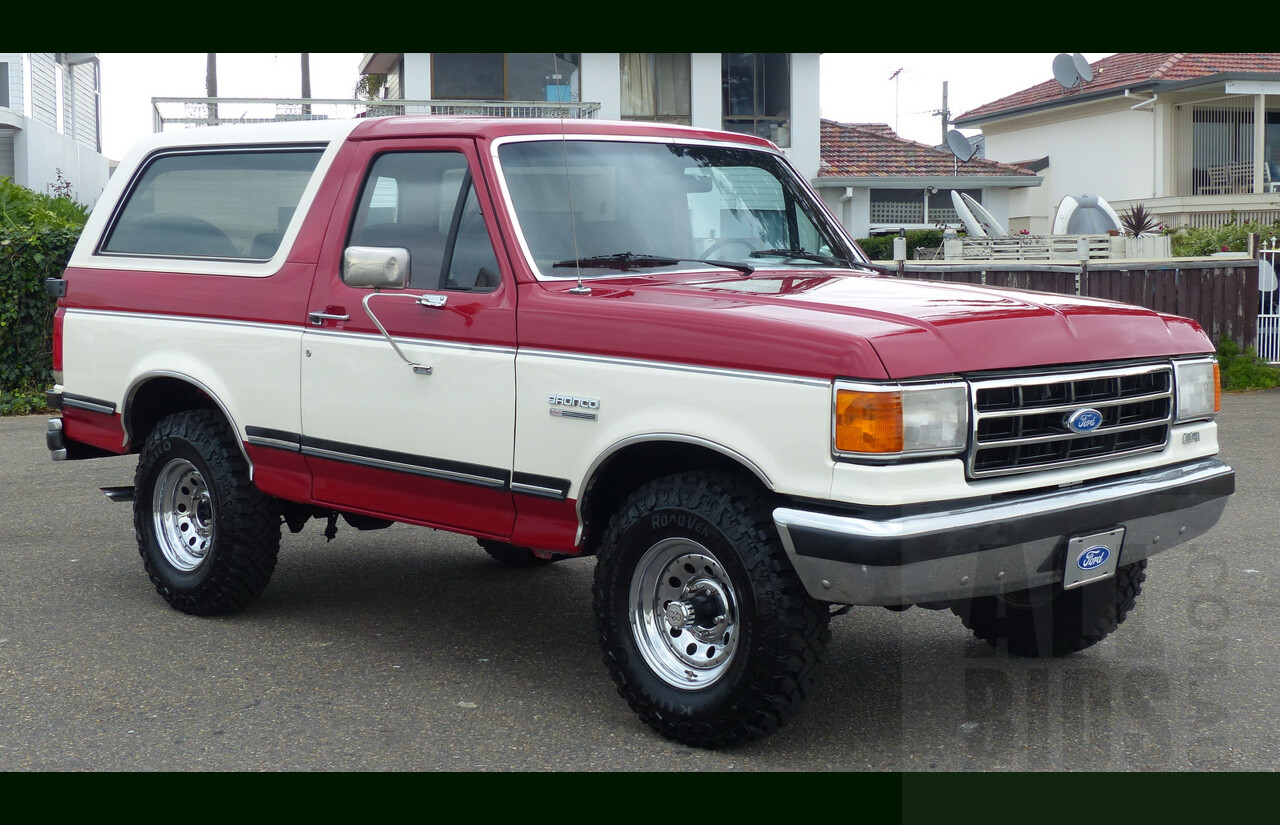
102,149,322,259
349,151,500,292
443,184,501,291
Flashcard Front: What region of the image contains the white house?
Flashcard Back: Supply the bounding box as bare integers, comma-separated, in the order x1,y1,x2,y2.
358,53,823,182
0,53,111,206
953,53,1280,233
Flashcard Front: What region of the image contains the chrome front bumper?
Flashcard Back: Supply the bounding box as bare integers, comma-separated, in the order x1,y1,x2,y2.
774,458,1235,607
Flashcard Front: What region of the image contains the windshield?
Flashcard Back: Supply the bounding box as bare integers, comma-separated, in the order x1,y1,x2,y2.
496,138,859,278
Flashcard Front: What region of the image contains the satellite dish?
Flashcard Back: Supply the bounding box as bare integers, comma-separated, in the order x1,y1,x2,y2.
1072,53,1094,83
1053,53,1081,89
959,192,1008,237
946,129,976,162
951,190,986,237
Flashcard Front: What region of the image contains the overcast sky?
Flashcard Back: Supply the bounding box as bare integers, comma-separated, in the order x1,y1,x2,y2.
820,53,1115,146
98,53,365,160
96,52,1115,161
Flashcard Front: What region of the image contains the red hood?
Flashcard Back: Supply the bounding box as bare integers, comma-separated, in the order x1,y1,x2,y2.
518,270,1213,380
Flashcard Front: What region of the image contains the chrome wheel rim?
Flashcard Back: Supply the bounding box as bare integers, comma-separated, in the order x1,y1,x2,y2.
152,458,214,572
629,537,739,689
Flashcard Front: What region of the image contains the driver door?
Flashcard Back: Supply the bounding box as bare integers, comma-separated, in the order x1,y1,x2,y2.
300,139,517,536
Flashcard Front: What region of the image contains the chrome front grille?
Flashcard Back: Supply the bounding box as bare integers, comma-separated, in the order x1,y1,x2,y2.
967,363,1173,478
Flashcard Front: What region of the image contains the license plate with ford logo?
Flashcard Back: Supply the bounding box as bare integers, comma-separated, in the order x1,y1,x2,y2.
1063,527,1125,589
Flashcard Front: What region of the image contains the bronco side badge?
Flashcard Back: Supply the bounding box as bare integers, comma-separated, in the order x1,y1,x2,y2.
549,394,600,421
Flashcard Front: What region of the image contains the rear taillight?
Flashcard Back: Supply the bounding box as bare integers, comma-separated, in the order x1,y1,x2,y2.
52,308,64,383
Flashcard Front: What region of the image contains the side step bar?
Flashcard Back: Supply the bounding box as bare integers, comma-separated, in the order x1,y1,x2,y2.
101,486,135,503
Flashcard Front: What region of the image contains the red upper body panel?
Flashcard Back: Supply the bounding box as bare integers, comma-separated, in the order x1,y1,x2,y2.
515,269,1213,381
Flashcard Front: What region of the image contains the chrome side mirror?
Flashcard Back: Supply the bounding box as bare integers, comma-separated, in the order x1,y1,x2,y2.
343,246,409,289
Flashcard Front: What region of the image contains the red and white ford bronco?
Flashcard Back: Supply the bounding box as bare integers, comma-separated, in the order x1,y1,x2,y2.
45,116,1234,747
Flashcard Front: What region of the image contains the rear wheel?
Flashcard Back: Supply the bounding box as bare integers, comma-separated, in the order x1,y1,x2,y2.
951,560,1147,657
134,410,281,615
593,471,829,748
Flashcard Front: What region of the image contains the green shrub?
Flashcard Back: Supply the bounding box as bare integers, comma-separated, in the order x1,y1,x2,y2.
1168,219,1280,257
856,229,945,261
0,176,88,415
1216,336,1280,391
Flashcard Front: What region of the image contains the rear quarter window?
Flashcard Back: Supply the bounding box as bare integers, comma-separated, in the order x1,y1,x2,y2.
101,148,323,260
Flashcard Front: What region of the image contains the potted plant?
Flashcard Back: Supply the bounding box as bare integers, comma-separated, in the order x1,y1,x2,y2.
1120,203,1159,237
1118,203,1169,258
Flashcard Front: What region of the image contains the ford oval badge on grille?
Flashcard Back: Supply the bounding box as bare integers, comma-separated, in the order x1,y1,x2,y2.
1065,408,1104,433
1077,545,1111,570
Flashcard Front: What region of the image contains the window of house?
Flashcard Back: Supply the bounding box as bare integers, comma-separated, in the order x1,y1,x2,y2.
0,63,9,109
1188,103,1256,194
869,188,978,228
1181,101,1280,195
620,53,691,125
721,53,791,147
432,53,580,102
102,148,323,259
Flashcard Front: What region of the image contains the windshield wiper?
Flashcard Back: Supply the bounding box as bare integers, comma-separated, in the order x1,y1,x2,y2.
552,251,754,275
748,248,843,265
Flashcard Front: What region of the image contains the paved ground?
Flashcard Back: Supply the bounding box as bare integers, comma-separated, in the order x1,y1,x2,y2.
1,391,1277,771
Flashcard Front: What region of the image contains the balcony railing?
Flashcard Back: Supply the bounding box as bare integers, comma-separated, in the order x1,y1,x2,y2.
1110,194,1280,231
151,97,601,133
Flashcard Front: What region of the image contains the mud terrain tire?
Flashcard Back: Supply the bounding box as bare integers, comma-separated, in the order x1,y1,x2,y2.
134,410,281,615
593,471,829,748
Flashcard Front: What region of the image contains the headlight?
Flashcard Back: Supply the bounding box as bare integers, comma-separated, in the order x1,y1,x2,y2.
1174,357,1220,422
833,381,968,459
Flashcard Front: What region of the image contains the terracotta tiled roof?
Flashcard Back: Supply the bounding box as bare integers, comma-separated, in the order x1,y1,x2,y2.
956,53,1280,123
817,119,1036,178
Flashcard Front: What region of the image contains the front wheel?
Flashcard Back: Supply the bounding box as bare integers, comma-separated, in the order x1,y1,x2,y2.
951,560,1148,657
134,410,281,615
593,472,830,748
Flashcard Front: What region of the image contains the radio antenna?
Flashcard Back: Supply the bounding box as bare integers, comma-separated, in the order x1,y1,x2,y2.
553,53,590,295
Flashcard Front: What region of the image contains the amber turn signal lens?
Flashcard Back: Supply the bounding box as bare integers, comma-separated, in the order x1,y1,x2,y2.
1213,361,1221,413
835,390,903,454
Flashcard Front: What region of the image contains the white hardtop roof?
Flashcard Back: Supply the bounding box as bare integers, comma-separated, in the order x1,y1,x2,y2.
118,118,363,166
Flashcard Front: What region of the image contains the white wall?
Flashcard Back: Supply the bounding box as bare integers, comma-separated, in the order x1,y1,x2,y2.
401,53,431,100
786,54,821,182
580,53,619,118
983,104,1158,228
817,186,871,239
689,53,721,130
1008,182,1053,234
14,117,110,206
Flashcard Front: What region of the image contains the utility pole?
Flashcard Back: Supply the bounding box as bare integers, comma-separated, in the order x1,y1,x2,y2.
301,53,311,115
940,81,950,145
206,53,218,123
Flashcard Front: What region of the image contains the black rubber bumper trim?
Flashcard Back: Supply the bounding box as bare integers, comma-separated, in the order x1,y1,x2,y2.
784,462,1235,568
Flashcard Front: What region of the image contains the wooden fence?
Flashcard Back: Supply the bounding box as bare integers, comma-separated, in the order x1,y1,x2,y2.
896,258,1261,351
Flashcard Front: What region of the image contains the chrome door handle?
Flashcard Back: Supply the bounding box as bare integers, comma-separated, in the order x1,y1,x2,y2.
308,311,350,325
